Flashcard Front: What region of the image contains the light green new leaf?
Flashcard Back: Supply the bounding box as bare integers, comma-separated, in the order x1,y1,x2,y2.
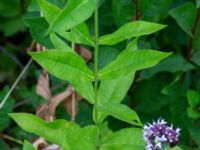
29,50,94,103
23,141,36,150
9,113,75,146
58,23,94,47
99,50,171,80
100,128,145,150
36,0,60,23
50,33,72,51
97,103,141,126
169,2,196,36
30,50,93,81
63,125,99,150
99,21,166,45
47,0,96,33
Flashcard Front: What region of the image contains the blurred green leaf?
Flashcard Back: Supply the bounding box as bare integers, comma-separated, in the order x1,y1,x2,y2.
187,90,200,107
99,21,166,45
196,0,200,8
169,2,196,36
24,17,53,48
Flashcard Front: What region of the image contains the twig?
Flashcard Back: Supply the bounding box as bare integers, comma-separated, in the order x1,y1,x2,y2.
187,8,200,60
71,88,76,122
0,45,23,68
0,133,23,145
0,59,33,109
134,0,139,20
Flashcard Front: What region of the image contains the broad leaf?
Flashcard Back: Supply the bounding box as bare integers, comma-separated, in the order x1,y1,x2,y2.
58,23,94,47
63,125,99,150
24,17,53,48
36,0,60,23
9,113,75,146
23,141,36,150
97,103,141,126
99,21,166,45
169,2,196,36
50,33,72,51
47,0,96,33
30,50,94,103
99,50,171,80
100,128,145,150
29,50,93,81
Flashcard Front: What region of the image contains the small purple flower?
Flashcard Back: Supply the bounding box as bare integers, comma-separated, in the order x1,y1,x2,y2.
143,118,180,150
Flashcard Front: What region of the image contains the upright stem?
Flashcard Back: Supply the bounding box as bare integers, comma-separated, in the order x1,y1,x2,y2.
94,1,99,125
187,8,200,60
134,0,139,20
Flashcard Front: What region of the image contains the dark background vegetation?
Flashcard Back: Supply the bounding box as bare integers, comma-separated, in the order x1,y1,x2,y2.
0,0,200,149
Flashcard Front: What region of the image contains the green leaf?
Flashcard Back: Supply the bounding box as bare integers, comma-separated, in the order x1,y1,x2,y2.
0,87,15,131
100,128,145,150
97,103,141,126
30,50,95,104
23,141,36,150
9,113,75,146
187,107,200,118
99,21,166,45
24,17,53,48
50,33,72,51
58,23,94,47
187,90,200,107
29,50,93,81
169,2,196,36
36,0,60,23
63,125,99,150
47,0,96,33
72,80,95,104
99,50,171,80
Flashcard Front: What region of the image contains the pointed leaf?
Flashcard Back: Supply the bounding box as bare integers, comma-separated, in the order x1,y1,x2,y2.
9,113,75,146
99,21,166,45
47,0,96,33
169,2,196,36
50,33,72,51
58,23,94,47
29,50,94,81
23,141,36,150
99,50,172,80
97,103,141,126
100,128,145,150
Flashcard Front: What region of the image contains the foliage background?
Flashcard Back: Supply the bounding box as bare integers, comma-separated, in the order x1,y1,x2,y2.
0,0,200,149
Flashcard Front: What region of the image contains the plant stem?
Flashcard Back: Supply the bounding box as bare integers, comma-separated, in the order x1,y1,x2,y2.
134,0,139,20
0,59,33,109
94,1,99,125
0,133,23,145
187,8,200,60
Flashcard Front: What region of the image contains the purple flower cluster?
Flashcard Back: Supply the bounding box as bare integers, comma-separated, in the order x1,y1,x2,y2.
143,118,180,150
